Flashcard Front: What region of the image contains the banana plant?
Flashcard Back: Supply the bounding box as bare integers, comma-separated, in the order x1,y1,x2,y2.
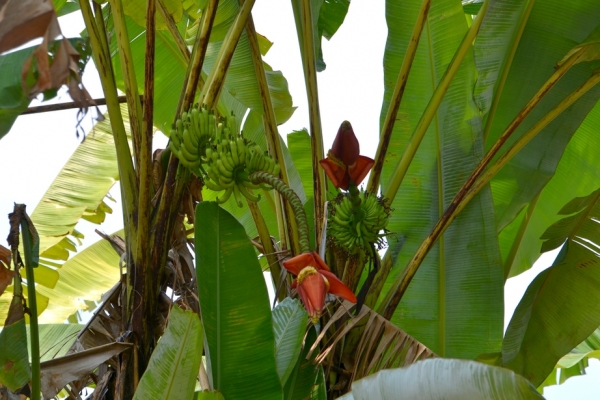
3,0,600,398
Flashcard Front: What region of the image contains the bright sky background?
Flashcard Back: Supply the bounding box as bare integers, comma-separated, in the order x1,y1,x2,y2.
0,0,598,397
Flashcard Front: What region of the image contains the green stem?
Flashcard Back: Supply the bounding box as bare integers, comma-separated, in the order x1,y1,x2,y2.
79,0,139,252
151,0,218,288
20,216,40,400
108,0,143,165
246,14,301,255
367,0,431,193
379,70,600,320
247,200,285,301
249,172,310,254
200,0,256,108
292,0,327,251
383,0,490,204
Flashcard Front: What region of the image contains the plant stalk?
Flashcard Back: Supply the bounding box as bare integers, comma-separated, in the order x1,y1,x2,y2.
383,0,490,204
250,172,310,254
379,70,600,320
367,0,431,193
79,0,139,252
151,0,218,288
200,0,256,108
247,200,285,301
134,0,158,366
296,0,327,252
245,14,301,255
19,214,40,400
108,0,143,166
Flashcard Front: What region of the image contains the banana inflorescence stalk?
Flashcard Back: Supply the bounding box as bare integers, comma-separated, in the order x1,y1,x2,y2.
249,171,310,254
169,104,280,207
328,190,390,257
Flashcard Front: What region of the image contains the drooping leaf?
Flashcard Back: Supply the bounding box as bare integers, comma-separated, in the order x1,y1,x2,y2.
133,305,203,400
484,2,600,234
27,323,83,362
502,241,600,386
338,359,543,400
39,342,131,398
33,230,123,324
195,202,282,400
272,298,307,386
378,0,503,358
500,101,600,277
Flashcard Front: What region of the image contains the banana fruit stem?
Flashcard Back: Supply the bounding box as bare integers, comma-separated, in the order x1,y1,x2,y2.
249,172,310,254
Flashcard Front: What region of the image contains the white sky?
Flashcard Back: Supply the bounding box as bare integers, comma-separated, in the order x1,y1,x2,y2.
0,0,598,397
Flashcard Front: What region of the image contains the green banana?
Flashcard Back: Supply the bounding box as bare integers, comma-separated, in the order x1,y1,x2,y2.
217,187,233,204
237,183,261,202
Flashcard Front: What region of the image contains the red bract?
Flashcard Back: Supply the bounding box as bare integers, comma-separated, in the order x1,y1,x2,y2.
319,121,374,190
283,251,357,322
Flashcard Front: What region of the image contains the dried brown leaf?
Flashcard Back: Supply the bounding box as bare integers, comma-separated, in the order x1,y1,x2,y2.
311,301,436,393
0,263,16,297
0,0,55,54
0,244,10,267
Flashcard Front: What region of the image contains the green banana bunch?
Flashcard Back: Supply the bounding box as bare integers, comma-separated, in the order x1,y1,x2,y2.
203,135,281,207
169,104,217,173
328,191,390,256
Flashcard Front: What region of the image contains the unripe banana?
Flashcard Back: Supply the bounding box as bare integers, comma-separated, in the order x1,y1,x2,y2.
230,140,240,165
238,183,261,202
183,127,199,153
204,179,224,192
232,185,244,208
216,159,233,178
217,187,233,204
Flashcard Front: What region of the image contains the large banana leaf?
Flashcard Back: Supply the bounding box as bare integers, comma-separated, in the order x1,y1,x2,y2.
195,202,282,400
378,0,503,358
501,188,600,386
0,105,127,324
33,230,123,324
500,101,600,277
482,1,600,237
30,106,124,266
133,305,203,400
338,359,542,400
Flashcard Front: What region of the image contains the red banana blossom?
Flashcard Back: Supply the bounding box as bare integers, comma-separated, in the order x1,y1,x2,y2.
283,251,356,322
319,121,374,190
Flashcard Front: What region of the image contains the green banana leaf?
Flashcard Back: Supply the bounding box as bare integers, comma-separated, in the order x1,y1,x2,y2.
133,305,203,400
27,323,83,362
482,1,600,235
378,0,503,358
536,327,600,389
338,359,543,400
33,230,123,324
500,102,600,277
195,202,282,400
316,0,350,71
502,241,600,386
272,298,307,386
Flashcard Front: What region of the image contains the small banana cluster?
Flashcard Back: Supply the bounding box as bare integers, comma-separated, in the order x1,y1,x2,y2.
168,104,281,207
168,105,219,173
204,138,280,206
328,192,390,256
